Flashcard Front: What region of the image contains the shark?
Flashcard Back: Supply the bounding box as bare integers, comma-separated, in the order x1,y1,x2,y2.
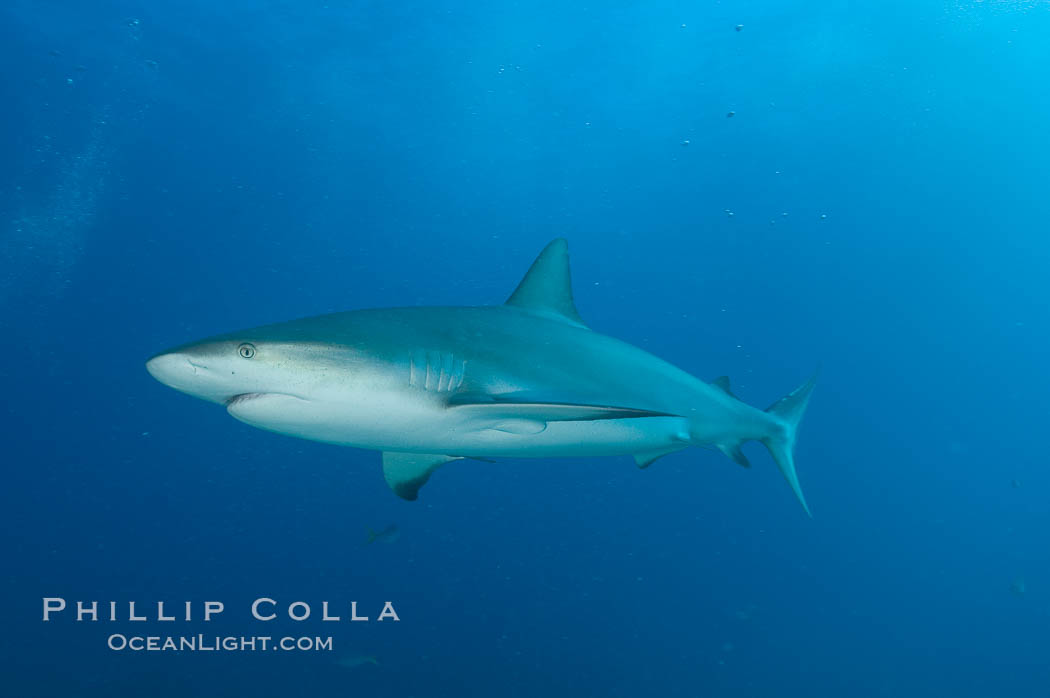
146,239,816,514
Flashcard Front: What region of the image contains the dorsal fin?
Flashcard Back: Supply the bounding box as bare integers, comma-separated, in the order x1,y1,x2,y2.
505,238,586,327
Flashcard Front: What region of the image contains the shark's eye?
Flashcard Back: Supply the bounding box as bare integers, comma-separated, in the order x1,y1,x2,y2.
238,343,256,359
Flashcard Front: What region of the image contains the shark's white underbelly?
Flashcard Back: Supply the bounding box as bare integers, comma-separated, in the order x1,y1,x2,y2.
226,392,691,458
400,416,691,458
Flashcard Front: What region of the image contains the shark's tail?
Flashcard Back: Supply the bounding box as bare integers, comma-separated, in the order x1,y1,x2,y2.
760,374,818,517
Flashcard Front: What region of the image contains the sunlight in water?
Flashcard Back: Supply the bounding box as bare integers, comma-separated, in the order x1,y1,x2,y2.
2,110,111,303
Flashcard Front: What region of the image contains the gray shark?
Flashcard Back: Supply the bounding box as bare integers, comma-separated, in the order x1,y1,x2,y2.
146,239,816,513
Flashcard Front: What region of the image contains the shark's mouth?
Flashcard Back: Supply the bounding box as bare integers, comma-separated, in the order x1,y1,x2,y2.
226,392,308,408
226,392,265,408
225,393,313,431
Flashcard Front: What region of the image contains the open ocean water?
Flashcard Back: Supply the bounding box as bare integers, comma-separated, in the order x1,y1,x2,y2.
3,1,1049,696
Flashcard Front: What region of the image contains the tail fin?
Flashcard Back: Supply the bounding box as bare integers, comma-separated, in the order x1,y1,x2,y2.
761,373,818,517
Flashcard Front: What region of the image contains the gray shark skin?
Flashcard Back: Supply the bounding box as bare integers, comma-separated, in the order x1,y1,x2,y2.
146,239,816,514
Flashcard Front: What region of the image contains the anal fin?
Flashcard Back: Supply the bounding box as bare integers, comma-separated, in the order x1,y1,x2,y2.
381,452,460,501
717,442,751,468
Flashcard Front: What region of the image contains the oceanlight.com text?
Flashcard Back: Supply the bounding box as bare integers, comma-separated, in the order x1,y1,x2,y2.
107,634,334,652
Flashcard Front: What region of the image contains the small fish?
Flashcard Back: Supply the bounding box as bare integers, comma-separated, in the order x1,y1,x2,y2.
733,603,758,621
337,654,380,669
1011,577,1026,596
364,524,400,546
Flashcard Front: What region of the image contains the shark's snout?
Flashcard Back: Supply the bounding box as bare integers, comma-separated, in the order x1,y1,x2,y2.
145,352,195,385
145,350,232,404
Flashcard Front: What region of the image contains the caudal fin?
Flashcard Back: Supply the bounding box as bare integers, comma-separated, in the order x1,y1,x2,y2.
761,373,818,517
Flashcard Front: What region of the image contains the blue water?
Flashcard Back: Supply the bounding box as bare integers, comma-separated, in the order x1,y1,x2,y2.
3,0,1049,695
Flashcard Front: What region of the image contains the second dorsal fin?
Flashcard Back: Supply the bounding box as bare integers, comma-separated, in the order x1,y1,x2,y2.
711,375,737,399
505,238,586,327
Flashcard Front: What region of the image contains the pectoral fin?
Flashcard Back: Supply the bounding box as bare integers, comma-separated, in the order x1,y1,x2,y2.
381,452,460,501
